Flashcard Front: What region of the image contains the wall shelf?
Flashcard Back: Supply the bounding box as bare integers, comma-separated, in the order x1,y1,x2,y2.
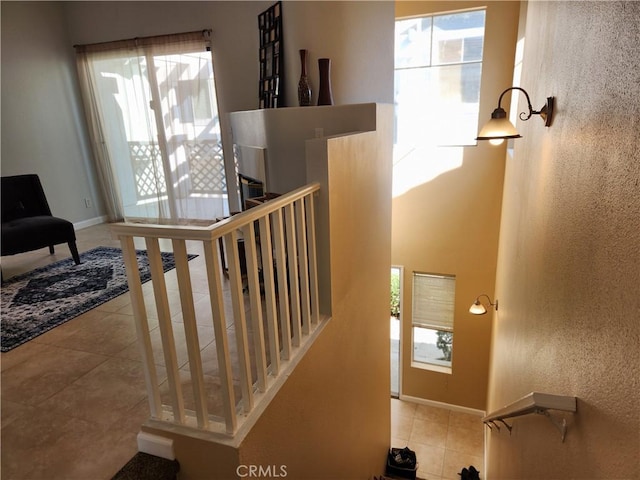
483,392,577,442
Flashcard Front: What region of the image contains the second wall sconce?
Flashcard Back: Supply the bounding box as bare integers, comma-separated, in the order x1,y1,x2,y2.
476,86,554,145
469,294,498,315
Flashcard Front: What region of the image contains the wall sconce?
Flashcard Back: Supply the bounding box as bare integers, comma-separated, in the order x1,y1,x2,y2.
476,87,554,145
469,294,498,315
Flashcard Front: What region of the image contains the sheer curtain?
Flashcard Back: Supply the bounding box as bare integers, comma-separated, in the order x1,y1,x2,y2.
75,31,229,224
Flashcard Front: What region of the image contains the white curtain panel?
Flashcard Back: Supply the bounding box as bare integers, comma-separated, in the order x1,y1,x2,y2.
75,31,229,224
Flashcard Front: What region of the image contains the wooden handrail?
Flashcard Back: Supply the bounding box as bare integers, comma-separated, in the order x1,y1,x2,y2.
110,182,321,241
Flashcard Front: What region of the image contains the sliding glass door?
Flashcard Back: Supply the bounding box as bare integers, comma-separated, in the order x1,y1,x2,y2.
77,33,228,224
391,266,402,397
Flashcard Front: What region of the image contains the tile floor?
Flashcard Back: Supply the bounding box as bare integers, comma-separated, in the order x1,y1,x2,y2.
1,225,153,480
390,398,485,480
1,223,485,479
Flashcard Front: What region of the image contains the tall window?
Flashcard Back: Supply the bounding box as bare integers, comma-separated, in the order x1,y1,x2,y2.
76,31,228,224
394,9,486,148
412,272,456,373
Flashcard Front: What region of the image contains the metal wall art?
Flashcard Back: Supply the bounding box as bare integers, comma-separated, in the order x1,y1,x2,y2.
258,1,283,108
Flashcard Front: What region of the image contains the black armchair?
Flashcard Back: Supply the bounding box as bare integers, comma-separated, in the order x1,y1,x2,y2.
1,174,80,265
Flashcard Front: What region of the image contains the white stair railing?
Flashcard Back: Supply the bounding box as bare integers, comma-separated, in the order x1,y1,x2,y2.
111,183,325,441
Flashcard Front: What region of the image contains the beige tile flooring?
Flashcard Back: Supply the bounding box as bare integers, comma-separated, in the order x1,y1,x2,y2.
390,398,484,480
2,224,485,479
1,225,153,480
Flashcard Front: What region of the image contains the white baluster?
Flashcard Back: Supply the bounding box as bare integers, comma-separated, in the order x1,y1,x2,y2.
305,193,320,325
258,215,280,375
203,240,237,434
119,235,162,419
224,231,254,413
242,221,268,393
146,237,185,424
172,238,208,429
284,204,301,346
295,198,311,335
272,209,291,359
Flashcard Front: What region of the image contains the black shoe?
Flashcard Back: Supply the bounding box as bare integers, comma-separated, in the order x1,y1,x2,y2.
390,447,416,469
468,465,480,480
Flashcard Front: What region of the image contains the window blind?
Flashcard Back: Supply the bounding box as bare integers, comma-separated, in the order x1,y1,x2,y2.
412,272,455,331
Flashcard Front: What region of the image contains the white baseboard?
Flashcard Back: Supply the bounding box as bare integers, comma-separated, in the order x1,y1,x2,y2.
399,394,486,417
137,431,175,460
74,215,107,230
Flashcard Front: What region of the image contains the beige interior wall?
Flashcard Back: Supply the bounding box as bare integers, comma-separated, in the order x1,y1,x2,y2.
282,1,395,108
392,1,520,410
238,105,393,477
1,2,103,224
486,2,640,478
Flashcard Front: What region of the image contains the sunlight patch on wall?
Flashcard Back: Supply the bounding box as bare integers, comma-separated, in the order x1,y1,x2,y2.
392,145,464,197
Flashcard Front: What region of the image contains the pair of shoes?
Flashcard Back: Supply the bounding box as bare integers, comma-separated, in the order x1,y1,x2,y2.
459,465,480,480
390,446,416,469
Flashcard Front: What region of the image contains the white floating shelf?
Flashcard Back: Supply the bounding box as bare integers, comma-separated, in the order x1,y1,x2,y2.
483,392,577,442
483,392,576,422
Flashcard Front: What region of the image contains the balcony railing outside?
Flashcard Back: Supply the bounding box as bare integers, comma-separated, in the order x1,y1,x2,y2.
128,140,227,201
111,183,323,439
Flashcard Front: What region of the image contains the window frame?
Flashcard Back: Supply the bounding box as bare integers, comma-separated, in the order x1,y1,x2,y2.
411,271,456,374
394,8,487,148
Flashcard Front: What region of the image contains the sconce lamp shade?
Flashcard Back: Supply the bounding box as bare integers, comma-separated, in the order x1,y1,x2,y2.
475,107,521,143
476,87,554,144
469,300,488,315
469,294,498,315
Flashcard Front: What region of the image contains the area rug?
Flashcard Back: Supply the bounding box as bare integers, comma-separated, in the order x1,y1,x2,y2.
1,246,196,352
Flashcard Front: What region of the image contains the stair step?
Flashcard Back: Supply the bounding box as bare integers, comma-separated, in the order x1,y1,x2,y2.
111,452,180,480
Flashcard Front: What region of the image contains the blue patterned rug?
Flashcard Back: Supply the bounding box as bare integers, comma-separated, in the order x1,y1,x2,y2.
1,246,196,352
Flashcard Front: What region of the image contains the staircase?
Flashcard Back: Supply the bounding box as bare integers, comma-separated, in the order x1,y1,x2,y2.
111,453,179,480
111,103,394,478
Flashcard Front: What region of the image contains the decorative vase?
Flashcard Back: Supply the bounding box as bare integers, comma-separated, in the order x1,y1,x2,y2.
297,49,312,107
317,58,334,106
